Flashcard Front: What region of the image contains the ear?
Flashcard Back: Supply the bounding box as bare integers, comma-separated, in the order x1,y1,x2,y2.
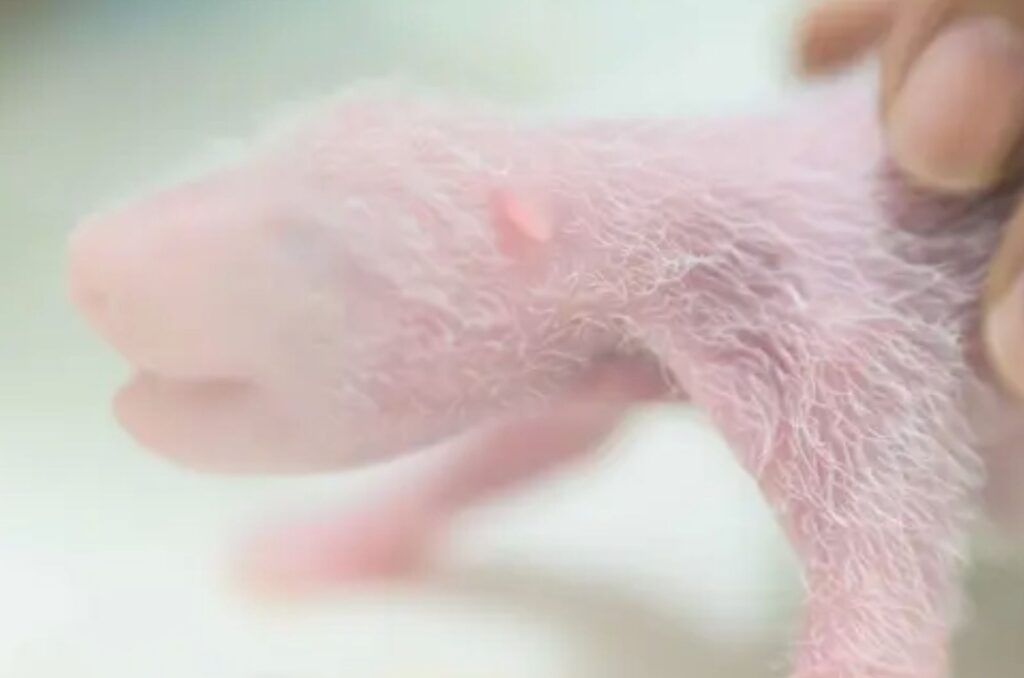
488,184,554,259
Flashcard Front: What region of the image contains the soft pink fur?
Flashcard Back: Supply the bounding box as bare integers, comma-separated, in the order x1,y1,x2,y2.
69,81,1024,678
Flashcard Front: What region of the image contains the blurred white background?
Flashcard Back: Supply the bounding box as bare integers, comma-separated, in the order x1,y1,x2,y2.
1,2,1021,677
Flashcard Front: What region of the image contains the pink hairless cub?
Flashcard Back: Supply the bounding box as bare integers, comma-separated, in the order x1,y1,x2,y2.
69,81,1024,677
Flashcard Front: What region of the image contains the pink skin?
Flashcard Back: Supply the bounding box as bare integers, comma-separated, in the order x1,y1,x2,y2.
236,355,667,596
68,82,1024,677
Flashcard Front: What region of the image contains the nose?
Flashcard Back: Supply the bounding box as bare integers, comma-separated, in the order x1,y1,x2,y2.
69,205,189,372
67,209,141,346
67,195,245,381
68,165,281,383
68,214,122,336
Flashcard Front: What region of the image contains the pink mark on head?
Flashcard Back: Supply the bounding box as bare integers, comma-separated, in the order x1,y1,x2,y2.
489,186,553,258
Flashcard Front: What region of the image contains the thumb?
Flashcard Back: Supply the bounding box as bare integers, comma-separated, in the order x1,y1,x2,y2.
984,202,1024,398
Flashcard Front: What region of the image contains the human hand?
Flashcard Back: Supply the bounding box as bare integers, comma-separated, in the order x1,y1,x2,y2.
796,0,1024,395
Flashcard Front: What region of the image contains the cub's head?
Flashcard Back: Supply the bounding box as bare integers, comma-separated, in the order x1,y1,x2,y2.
68,90,618,472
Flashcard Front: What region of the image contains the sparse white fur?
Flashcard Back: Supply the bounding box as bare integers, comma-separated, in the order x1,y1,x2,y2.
70,81,1024,677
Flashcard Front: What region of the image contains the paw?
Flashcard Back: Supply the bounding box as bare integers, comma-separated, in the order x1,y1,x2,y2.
234,499,439,597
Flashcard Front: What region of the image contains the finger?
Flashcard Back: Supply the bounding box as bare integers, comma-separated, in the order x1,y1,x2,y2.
984,202,1024,398
882,0,1024,106
880,0,959,110
796,0,899,75
884,9,1024,192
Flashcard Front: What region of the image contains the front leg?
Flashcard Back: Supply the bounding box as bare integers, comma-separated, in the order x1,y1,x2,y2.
237,355,667,595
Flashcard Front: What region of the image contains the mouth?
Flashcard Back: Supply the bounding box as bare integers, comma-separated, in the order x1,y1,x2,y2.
113,368,278,473
116,367,260,428
118,369,254,403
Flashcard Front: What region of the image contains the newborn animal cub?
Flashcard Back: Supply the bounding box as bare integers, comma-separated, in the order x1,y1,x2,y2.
69,82,1024,678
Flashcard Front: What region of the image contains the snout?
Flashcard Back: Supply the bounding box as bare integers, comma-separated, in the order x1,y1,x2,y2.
66,180,291,470
68,207,244,381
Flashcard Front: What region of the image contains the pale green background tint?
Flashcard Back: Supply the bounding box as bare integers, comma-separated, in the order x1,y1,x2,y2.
1,2,1021,676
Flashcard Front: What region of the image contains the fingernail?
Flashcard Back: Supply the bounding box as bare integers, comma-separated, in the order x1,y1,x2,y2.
888,16,1024,193
985,273,1024,397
